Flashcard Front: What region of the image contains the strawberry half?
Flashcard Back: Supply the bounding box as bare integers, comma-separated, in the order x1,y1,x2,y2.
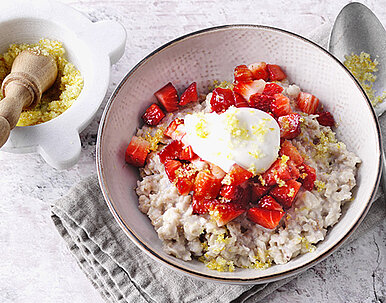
209,200,246,226
260,158,292,186
317,111,335,127
270,93,292,117
270,179,301,209
279,140,304,165
158,140,184,164
154,82,179,112
193,171,222,201
277,113,302,139
262,83,284,95
125,136,150,167
258,195,284,212
297,92,319,114
298,163,316,191
142,103,166,126
233,80,266,101
210,87,235,113
223,163,254,186
179,82,198,106
249,93,274,112
234,65,254,82
247,206,284,229
267,64,287,81
164,118,186,140
248,62,269,81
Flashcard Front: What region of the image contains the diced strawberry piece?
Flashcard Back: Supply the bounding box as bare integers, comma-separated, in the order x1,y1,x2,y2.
158,140,184,164
179,82,198,106
164,118,186,140
179,145,197,161
233,80,265,101
270,93,292,117
192,198,214,214
164,160,197,195
209,200,246,226
262,83,284,95
247,207,284,229
317,111,335,127
142,103,165,126
164,159,183,181
248,62,269,81
234,65,254,82
250,181,271,201
154,82,179,112
249,93,275,112
287,160,300,180
224,163,254,186
210,87,235,113
298,164,316,191
270,180,301,209
209,163,226,180
297,92,319,114
219,184,250,208
279,140,304,165
234,92,249,108
193,171,222,201
125,136,150,167
258,195,284,212
267,64,287,81
260,158,292,186
277,113,302,139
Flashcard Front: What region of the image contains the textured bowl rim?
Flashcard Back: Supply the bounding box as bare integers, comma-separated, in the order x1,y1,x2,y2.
96,24,382,284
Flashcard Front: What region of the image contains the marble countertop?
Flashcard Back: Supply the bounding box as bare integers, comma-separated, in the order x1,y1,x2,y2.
0,0,385,302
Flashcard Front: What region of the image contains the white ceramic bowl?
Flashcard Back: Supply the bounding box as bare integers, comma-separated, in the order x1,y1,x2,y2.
0,0,126,169
97,25,382,283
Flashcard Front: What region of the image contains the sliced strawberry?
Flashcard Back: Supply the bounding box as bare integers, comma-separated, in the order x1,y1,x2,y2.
174,165,197,195
142,103,165,126
258,195,284,212
164,118,186,140
179,145,197,161
287,160,300,180
192,198,214,214
250,180,271,201
247,207,284,229
125,136,150,167
154,82,179,112
164,159,183,181
297,92,319,114
179,82,198,106
233,80,265,101
277,113,302,139
209,200,246,226
270,93,292,117
234,65,254,82
270,179,301,209
262,83,284,95
279,140,304,165
248,62,269,81
298,164,316,191
223,163,254,186
267,64,287,81
249,93,274,112
158,140,184,164
210,87,235,113
317,111,335,127
209,163,226,180
193,171,222,201
260,158,292,186
234,92,249,108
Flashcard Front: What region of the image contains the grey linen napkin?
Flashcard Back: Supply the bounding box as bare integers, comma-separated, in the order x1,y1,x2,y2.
51,25,386,303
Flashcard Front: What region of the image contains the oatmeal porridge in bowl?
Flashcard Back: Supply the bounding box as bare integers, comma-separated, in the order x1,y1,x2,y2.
97,26,382,283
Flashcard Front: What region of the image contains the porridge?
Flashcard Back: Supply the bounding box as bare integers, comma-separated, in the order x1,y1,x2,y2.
125,62,360,271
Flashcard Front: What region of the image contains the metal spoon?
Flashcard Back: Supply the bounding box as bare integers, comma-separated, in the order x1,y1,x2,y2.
328,2,386,194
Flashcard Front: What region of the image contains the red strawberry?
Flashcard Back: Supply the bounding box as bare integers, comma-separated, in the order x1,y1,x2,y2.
174,165,197,195
154,82,179,112
193,171,222,201
247,207,284,229
263,83,284,95
125,136,150,167
270,93,292,117
248,62,269,81
287,160,300,180
279,140,304,165
249,93,275,112
158,140,184,164
142,103,165,126
297,92,319,114
210,87,235,113
164,159,183,181
234,65,254,82
260,158,292,186
233,80,265,101
223,163,254,186
258,195,284,212
234,92,249,108
267,64,287,81
277,113,302,139
317,111,335,127
164,118,186,140
179,145,197,161
209,163,226,180
298,164,316,191
219,184,250,207
270,179,301,209
179,82,198,106
209,200,246,226
192,198,213,214
250,181,271,201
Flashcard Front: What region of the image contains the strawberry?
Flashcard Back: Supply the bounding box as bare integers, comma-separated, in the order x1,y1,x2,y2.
297,92,319,114
298,163,316,191
192,198,213,214
317,111,335,127
247,207,284,229
258,195,284,212
164,159,182,181
267,64,287,81
209,200,246,226
270,93,292,117
277,113,302,139
249,93,274,112
164,118,186,140
234,92,249,108
209,163,226,180
270,179,301,209
234,65,254,82
154,82,179,112
248,62,269,81
287,160,300,180
260,158,292,186
142,103,165,126
233,80,265,101
219,184,250,208
250,180,271,202
210,87,235,113
179,145,197,161
223,163,254,186
262,83,284,95
158,140,184,164
125,136,150,167
279,140,304,165
164,160,197,195
193,171,222,201
179,82,198,106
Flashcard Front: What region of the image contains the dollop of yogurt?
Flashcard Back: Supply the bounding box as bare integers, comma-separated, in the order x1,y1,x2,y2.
184,106,280,174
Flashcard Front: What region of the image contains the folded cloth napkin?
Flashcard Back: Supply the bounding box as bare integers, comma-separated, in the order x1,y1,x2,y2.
51,25,386,303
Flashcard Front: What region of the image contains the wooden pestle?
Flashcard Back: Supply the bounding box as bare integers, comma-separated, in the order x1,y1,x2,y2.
0,49,58,147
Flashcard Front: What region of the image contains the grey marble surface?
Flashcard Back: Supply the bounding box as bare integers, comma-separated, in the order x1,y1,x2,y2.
0,0,385,302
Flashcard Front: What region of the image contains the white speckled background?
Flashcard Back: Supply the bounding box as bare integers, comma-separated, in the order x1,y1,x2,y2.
0,0,385,302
